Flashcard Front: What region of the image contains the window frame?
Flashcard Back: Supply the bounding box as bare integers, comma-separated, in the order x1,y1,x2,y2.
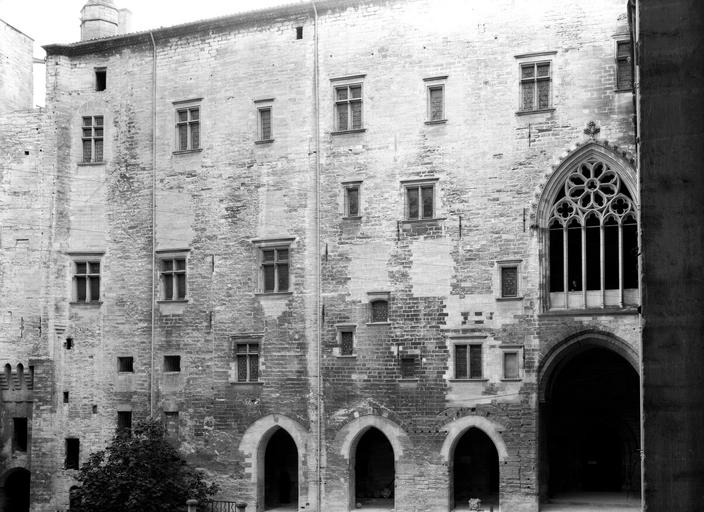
156,249,189,302
254,97,275,144
452,342,484,380
615,38,634,92
502,349,522,380
69,252,104,305
234,341,260,382
253,238,295,294
335,323,356,357
173,98,202,153
496,259,523,300
94,67,106,92
117,356,134,373
342,180,362,219
519,61,552,112
163,355,181,373
81,115,104,163
330,74,366,134
402,178,438,221
423,75,448,124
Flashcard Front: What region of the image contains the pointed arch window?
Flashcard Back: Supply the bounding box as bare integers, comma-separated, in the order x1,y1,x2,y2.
547,157,639,309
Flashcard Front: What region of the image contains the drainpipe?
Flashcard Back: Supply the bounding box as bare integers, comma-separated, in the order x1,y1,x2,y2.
311,2,322,510
149,31,157,416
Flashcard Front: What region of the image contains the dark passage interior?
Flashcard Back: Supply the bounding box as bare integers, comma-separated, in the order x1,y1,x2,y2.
354,428,395,507
1,468,30,512
264,428,298,510
453,428,499,508
543,348,640,499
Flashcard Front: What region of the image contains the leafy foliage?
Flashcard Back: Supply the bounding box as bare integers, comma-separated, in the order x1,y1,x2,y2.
71,418,218,512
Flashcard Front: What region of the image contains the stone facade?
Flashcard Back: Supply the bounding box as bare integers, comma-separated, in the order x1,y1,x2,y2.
0,19,34,113
1,1,642,511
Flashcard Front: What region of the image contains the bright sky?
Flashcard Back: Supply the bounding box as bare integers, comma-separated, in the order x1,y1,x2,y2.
0,0,304,106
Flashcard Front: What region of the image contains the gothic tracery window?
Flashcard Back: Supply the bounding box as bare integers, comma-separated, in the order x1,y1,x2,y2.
547,158,638,309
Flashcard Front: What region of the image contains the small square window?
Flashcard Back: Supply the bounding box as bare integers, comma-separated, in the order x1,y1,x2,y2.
400,357,417,379
503,351,520,379
235,343,260,382
65,438,80,469
343,182,361,218
159,255,187,300
117,356,134,373
405,182,435,220
81,116,104,163
72,259,101,303
163,355,181,372
296,26,303,39
258,107,273,141
175,105,200,151
260,247,290,293
427,85,445,122
63,391,70,403
616,40,633,91
501,266,519,298
520,61,552,111
334,83,363,131
13,418,27,452
454,344,483,379
370,300,389,323
117,411,132,435
338,328,355,356
95,68,106,91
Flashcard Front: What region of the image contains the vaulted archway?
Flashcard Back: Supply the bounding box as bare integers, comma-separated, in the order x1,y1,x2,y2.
0,468,30,512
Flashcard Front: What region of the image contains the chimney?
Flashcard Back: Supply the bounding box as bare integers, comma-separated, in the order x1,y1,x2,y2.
80,0,119,41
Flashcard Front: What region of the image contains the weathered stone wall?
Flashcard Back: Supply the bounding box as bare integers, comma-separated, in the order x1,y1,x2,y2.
0,20,33,113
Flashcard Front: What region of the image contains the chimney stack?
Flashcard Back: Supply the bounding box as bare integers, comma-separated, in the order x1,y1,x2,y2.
80,0,119,41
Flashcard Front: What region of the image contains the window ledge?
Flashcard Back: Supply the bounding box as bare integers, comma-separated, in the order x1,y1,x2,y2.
157,299,189,304
400,217,446,224
172,148,203,155
424,119,447,125
69,301,103,306
255,291,293,297
117,372,135,375
255,139,274,145
77,161,106,166
342,216,363,221
398,378,419,382
614,88,633,93
448,378,488,382
366,321,391,326
163,371,181,375
230,381,264,387
496,296,523,302
540,306,639,317
331,128,366,136
336,355,357,359
516,108,555,116
501,378,523,382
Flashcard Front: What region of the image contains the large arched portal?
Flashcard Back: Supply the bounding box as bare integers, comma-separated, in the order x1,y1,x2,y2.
0,468,30,512
353,428,395,509
264,428,298,510
452,428,499,510
541,346,640,507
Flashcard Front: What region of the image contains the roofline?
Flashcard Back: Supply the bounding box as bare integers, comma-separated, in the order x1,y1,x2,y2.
0,18,35,42
43,0,371,57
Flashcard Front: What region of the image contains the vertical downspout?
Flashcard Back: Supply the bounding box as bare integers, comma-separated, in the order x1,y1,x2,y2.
311,2,322,510
149,31,157,416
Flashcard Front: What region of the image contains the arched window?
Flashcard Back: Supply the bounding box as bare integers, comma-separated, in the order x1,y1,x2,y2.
546,154,639,309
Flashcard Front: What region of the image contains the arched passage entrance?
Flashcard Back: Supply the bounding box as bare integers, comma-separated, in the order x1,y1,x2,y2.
353,428,395,509
0,468,30,512
452,428,499,510
540,344,640,508
264,428,298,511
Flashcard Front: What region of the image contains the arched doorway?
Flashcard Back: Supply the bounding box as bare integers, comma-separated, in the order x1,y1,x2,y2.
541,346,640,507
0,468,30,512
452,428,499,510
353,428,395,509
264,428,298,510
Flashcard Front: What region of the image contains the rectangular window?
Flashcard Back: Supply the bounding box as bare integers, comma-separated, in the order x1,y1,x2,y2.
428,85,445,121
339,329,355,356
117,357,134,373
117,411,132,435
236,343,259,382
616,40,633,91
65,438,80,469
344,183,361,217
370,300,389,323
95,68,106,91
63,391,69,403
503,351,520,379
335,84,363,131
13,418,27,452
405,183,435,220
81,115,104,163
261,247,289,293
501,266,519,298
176,106,200,151
258,107,272,141
160,257,187,300
454,344,483,379
520,62,551,111
400,357,416,379
73,260,100,302
163,355,181,372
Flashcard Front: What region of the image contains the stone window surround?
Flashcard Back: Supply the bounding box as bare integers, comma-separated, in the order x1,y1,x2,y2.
342,180,362,219
501,344,524,381
80,115,104,164
495,259,523,301
613,35,634,92
330,74,366,135
335,323,356,357
254,97,275,144
448,334,487,381
423,75,448,124
252,237,295,295
156,248,190,303
367,291,391,325
514,51,557,115
173,98,202,154
67,251,104,306
229,333,264,385
401,177,440,221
